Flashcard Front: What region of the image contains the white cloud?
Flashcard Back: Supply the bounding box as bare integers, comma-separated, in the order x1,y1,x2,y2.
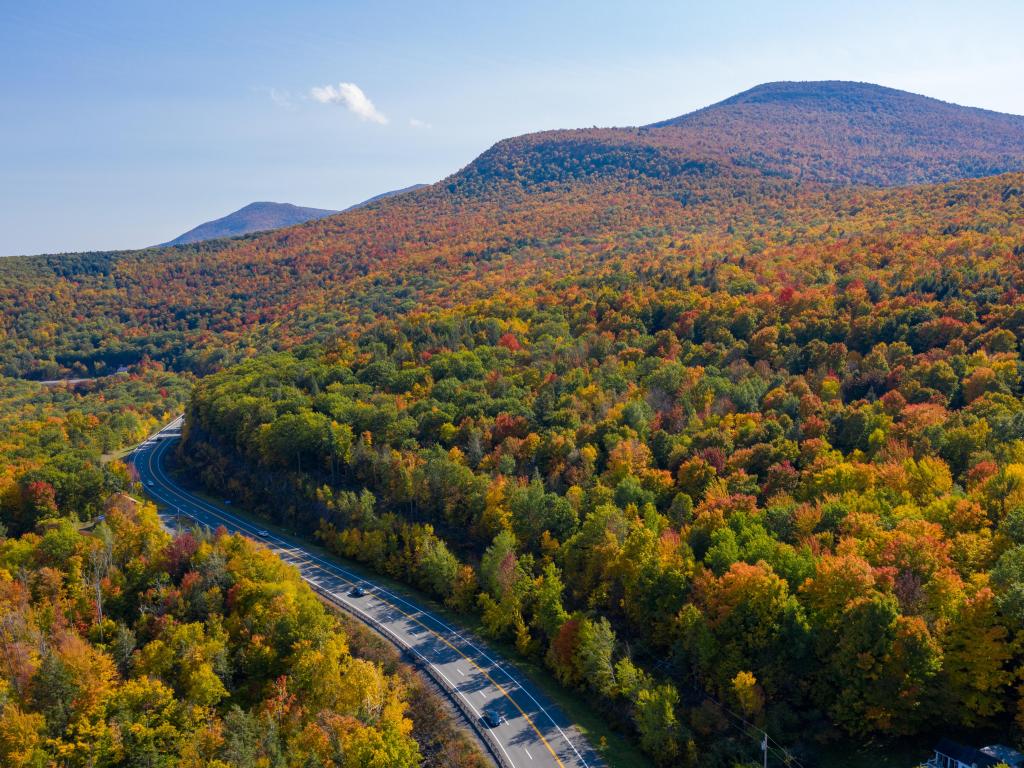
310,82,388,124
409,118,432,129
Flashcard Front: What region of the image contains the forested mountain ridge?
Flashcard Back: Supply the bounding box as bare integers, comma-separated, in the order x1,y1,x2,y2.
3,81,1024,382
160,186,427,248
650,80,1024,184
454,80,1024,192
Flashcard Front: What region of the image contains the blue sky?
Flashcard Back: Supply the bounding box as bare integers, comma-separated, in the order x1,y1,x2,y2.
2,0,1023,255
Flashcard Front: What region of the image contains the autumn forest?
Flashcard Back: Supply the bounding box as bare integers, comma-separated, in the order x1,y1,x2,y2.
3,80,1024,767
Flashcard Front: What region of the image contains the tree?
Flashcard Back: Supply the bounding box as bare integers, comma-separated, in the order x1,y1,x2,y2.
415,533,459,598
940,587,1014,726
822,594,940,736
731,670,764,720
532,562,569,640
634,683,683,766
105,676,193,768
480,530,518,599
0,703,45,768
991,545,1024,624
574,617,617,697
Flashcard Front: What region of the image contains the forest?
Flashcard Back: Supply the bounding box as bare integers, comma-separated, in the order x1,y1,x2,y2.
0,495,426,767
179,169,1024,765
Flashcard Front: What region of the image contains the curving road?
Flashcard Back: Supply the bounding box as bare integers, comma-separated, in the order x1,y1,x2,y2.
131,416,598,768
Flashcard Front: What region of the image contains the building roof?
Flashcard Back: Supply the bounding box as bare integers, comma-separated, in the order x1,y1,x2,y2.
935,738,1002,768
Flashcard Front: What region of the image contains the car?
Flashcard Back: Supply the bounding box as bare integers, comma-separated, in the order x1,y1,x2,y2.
348,585,367,598
482,708,502,728
255,529,270,537
223,500,231,505
147,481,155,487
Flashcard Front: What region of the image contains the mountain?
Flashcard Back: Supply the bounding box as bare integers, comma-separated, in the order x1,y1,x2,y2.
161,186,428,246
5,81,1024,380
454,81,1024,191
161,202,339,246
343,183,428,211
649,80,1024,185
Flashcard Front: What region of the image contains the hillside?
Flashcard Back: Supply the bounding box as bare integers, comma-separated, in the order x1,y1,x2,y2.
182,168,1024,765
161,201,339,246
3,81,1024,381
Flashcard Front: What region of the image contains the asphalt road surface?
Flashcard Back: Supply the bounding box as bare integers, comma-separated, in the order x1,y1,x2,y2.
131,416,598,768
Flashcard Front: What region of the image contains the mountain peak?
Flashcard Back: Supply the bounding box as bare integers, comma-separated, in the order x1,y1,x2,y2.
452,82,1024,193
652,79,1024,127
713,79,934,106
161,202,339,246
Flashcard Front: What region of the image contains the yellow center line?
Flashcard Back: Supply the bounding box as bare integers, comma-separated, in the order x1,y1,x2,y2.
143,438,567,768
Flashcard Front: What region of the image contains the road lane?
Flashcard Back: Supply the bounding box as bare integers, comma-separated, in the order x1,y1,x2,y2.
131,416,598,768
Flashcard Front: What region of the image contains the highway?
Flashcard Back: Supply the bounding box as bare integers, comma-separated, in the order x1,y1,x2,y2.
131,416,598,768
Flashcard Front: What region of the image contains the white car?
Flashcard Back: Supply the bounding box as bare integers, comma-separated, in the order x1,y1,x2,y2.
147,481,155,487
256,529,270,537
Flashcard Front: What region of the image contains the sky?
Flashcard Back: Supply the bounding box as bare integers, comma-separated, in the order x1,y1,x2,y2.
2,0,1023,255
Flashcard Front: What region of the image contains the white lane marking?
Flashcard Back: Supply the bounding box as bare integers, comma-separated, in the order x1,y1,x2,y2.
457,668,465,676
479,690,487,699
431,664,480,716
525,747,534,760
431,665,519,768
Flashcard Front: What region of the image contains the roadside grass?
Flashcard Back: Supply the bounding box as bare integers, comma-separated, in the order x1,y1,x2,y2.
101,444,134,464
154,464,651,768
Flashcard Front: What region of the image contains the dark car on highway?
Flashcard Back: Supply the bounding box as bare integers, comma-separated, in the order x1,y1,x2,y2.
482,707,502,728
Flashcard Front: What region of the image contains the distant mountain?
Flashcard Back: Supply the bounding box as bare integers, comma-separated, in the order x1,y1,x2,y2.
161,186,428,246
161,202,339,246
343,184,428,211
455,81,1024,191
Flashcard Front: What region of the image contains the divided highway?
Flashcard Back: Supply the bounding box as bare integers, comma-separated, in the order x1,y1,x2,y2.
131,417,598,768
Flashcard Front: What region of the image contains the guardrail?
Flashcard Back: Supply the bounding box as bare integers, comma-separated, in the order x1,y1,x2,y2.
304,579,517,768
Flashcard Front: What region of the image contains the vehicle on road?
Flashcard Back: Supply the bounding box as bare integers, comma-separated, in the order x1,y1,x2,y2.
482,708,502,728
348,584,367,597
255,529,270,537
147,481,155,487
223,500,231,504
